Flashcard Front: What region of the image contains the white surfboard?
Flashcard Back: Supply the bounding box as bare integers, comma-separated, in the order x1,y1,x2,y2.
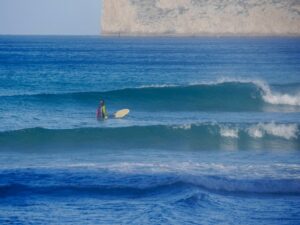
114,109,130,119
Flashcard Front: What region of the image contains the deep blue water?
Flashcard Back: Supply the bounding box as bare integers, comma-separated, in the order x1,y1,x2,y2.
0,36,300,224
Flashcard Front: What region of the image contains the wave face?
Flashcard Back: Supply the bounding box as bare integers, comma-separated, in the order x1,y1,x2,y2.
1,36,300,225
2,80,300,113
1,123,298,151
1,162,300,197
1,162,299,225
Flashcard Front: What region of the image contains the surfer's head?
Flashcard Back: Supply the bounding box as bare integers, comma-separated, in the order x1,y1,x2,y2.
100,100,104,106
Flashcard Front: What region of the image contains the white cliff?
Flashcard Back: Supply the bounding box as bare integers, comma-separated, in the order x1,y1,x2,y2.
101,0,300,36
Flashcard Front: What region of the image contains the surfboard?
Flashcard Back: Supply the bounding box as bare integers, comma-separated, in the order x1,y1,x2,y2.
114,109,130,119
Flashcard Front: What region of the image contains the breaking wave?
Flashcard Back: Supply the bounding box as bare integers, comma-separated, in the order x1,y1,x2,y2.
1,79,299,112
1,122,298,151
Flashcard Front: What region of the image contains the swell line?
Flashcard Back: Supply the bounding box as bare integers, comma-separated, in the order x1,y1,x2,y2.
1,172,299,197
1,122,298,151
1,80,300,113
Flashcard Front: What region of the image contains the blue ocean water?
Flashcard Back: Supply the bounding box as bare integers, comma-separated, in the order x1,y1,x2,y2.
0,36,300,224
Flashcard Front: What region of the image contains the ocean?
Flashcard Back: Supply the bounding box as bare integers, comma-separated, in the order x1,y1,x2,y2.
0,36,300,224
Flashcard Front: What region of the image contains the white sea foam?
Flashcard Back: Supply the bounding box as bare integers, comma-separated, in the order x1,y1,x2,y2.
171,122,298,140
139,84,178,88
220,126,239,138
214,77,300,106
247,126,264,138
3,78,300,107
172,124,192,130
247,122,299,140
261,87,300,106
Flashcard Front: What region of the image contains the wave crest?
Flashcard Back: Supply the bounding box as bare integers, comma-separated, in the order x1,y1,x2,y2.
1,164,300,196
1,78,300,112
215,77,300,106
1,122,298,151
220,126,239,138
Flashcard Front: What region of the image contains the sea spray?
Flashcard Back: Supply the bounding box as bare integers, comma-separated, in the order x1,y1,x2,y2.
247,122,299,140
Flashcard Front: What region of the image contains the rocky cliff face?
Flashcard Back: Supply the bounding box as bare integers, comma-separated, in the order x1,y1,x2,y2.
101,0,300,36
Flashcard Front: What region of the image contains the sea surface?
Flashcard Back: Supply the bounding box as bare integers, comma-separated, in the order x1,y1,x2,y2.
0,36,300,225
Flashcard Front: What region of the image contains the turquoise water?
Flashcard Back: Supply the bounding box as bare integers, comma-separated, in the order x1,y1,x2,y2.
0,36,300,224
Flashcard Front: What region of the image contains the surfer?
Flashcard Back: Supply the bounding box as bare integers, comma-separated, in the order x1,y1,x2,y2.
96,100,108,120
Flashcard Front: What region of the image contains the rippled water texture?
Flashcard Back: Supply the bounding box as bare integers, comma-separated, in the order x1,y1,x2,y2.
0,36,300,224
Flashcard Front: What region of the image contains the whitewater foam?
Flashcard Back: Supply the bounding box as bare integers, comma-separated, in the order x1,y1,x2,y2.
262,89,300,106
214,77,300,106
1,122,298,151
143,77,300,107
2,78,300,109
220,126,239,138
172,124,192,130
247,122,299,140
170,122,299,140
